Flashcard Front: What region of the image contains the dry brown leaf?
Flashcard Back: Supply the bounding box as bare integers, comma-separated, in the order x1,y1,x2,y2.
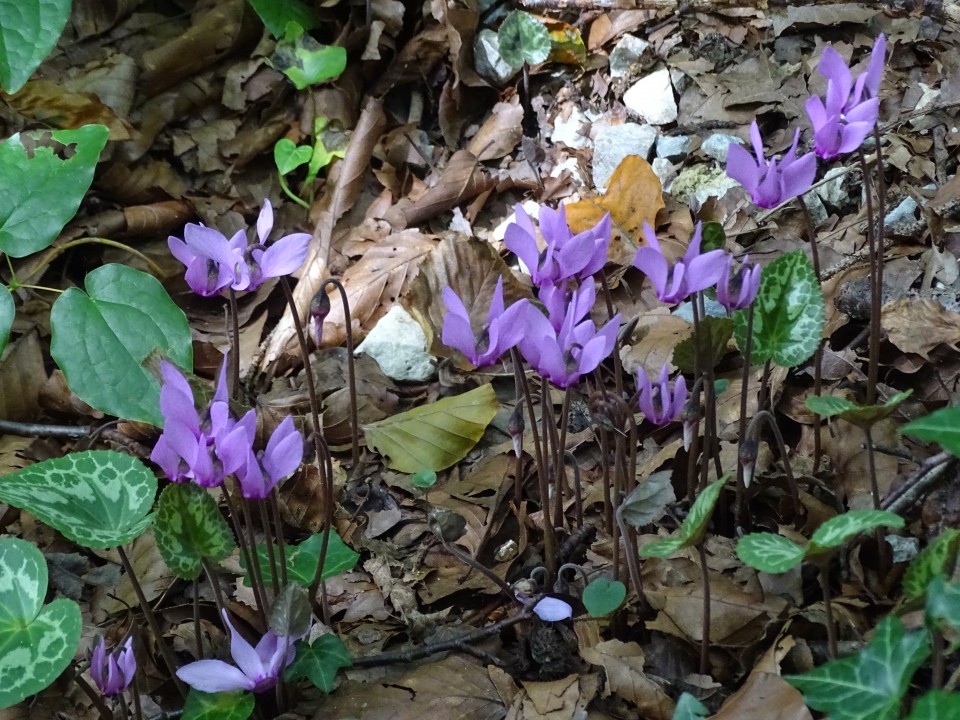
93,530,175,620
578,640,675,720
564,155,665,267
3,80,133,139
510,674,600,720
383,150,497,230
467,98,524,161
621,311,691,376
403,234,532,364
710,671,812,720
0,332,45,423
882,297,960,359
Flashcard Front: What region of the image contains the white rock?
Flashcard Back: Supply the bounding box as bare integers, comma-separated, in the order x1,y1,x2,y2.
474,29,518,86
651,157,676,191
551,107,591,149
622,69,677,125
656,134,692,160
701,133,743,163
815,166,848,208
669,164,739,208
592,122,658,190
355,305,435,381
608,34,650,78
800,190,828,227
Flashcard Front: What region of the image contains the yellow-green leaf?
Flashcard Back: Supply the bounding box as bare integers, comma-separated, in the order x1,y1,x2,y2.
363,385,499,472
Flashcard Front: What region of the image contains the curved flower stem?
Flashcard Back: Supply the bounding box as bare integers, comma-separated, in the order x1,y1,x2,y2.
192,578,203,657
228,289,241,398
552,388,572,530
857,149,881,405
200,558,228,627
319,278,360,471
242,497,270,610
599,269,625,399
430,518,515,600
307,432,335,624
736,304,755,531
220,484,266,621
563,451,584,529
815,557,837,659
118,693,129,720
744,410,801,523
796,196,825,474
130,676,143,720
539,379,559,577
269,492,289,587
615,500,646,610
116,546,186,699
258,499,280,596
72,667,113,720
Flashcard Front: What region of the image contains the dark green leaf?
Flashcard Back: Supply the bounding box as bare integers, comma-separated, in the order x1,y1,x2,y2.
284,634,352,693
902,529,960,603
699,221,726,253
805,391,912,429
736,532,806,573
906,690,960,720
734,249,823,368
673,316,733,374
582,578,626,617
271,24,346,90
269,584,312,639
0,450,156,549
0,125,108,257
639,536,686,559
926,575,960,630
679,477,725,546
618,470,675,528
0,284,13,356
154,484,235,580
786,616,929,720
0,537,81,710
247,531,358,588
902,405,960,457
498,11,550,68
182,689,254,720
0,0,72,93
50,264,192,425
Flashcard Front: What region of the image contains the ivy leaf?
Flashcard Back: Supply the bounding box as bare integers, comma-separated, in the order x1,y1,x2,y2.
271,23,346,90
735,249,823,368
618,470,675,528
786,616,929,720
582,578,626,617
902,404,960,457
50,264,192,425
0,125,109,257
808,510,904,555
274,138,313,176
905,690,960,720
0,450,156,549
284,634,352,693
736,532,806,573
805,391,912,429
0,0,72,93
902,529,960,603
181,689,254,720
246,0,317,38
498,11,550,68
247,531,359,588
154,483,235,580
0,537,81,710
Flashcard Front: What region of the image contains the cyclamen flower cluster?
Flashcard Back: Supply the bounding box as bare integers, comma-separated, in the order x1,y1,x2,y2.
169,200,310,297
727,34,886,207
443,204,619,388
150,357,303,498
91,636,136,697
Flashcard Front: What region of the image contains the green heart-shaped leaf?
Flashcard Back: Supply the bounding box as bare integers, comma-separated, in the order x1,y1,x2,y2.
809,510,904,554
806,391,912,429
498,11,550,68
735,249,823,368
0,537,81,709
902,404,960,457
672,692,710,720
50,263,192,425
639,479,726,559
284,634,352,693
274,138,313,175
736,532,806,573
582,578,626,617
0,125,108,257
0,450,156,549
364,384,500,472
247,531,358,588
246,0,317,38
154,483,235,580
0,0,72,93
182,689,254,720
271,24,346,90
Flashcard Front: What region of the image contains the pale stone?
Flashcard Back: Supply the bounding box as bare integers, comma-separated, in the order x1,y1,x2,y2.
551,107,591,149
608,34,650,78
656,134,692,160
474,29,517,85
669,164,739,207
622,68,677,125
355,306,435,381
592,122,658,190
701,133,743,163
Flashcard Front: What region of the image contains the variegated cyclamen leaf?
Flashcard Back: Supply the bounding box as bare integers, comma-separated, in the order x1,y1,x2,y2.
619,470,676,528
639,536,686,559
902,529,960,603
0,450,156,549
498,11,550,68
679,478,726,546
809,510,904,554
154,483,235,580
806,390,912,429
735,249,824,368
0,537,81,709
736,532,806,573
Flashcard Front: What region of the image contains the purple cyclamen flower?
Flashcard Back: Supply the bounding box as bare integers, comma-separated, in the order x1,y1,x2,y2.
633,223,725,305
716,254,762,312
169,200,310,296
805,34,885,160
442,276,529,367
222,415,304,499
519,283,620,388
91,636,136,697
726,122,816,209
176,611,301,694
505,204,611,285
636,364,687,426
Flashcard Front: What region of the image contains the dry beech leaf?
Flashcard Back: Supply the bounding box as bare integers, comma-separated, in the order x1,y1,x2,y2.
578,640,675,720
0,332,45,423
882,297,960,360
621,311,690,376
466,98,523,161
259,97,386,372
316,230,437,349
403,234,532,365
711,671,812,720
564,155,665,267
3,80,133,139
383,150,497,230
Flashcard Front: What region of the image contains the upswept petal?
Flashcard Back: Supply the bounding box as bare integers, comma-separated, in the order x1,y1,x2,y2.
504,205,542,280
177,659,255,693
749,120,765,163
224,613,265,681
538,205,572,248
685,250,726,293
864,34,886,98
781,152,817,200
258,233,311,278
725,142,760,193
263,416,303,483
633,247,669,295
257,199,274,244
488,276,506,321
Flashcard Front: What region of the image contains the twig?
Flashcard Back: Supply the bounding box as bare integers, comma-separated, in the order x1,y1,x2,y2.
881,452,955,516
